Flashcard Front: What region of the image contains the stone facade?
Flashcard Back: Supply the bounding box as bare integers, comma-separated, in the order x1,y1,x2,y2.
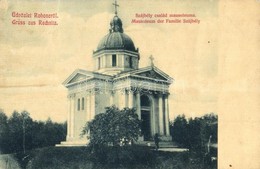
59,5,173,146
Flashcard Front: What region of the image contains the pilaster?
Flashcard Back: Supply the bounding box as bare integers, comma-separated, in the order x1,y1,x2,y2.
66,96,71,140
90,91,95,120
86,92,91,121
70,94,75,138
119,89,126,109
110,90,114,106
125,90,129,108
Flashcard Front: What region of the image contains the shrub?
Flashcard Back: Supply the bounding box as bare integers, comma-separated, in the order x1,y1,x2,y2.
82,106,141,147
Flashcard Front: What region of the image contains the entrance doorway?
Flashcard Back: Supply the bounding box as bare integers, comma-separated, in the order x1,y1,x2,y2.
140,95,151,141
141,110,151,140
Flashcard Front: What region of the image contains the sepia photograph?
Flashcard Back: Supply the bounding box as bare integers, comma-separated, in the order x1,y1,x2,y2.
0,0,259,169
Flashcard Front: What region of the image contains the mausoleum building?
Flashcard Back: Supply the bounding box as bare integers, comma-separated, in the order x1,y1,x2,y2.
60,2,173,146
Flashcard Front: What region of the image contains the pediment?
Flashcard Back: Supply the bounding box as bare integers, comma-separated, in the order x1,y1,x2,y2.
63,69,113,87
68,73,90,84
126,66,173,83
135,70,168,81
63,69,94,86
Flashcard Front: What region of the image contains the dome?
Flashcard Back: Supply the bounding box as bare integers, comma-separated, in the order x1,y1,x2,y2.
95,15,137,52
97,32,136,52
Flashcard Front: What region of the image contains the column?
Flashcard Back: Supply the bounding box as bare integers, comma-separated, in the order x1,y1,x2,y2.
150,95,156,136
152,96,157,135
128,91,134,108
158,94,164,135
136,91,141,119
70,95,75,139
85,94,89,121
165,95,170,136
86,92,91,138
66,96,71,140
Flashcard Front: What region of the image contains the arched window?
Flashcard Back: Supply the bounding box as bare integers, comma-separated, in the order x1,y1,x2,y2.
77,98,80,111
82,97,85,110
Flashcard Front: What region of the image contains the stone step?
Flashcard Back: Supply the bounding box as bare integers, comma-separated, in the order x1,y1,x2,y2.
56,144,87,147
56,141,88,147
156,147,189,152
56,140,178,148
136,141,178,148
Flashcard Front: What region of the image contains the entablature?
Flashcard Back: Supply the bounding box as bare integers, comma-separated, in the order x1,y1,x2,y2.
93,49,139,58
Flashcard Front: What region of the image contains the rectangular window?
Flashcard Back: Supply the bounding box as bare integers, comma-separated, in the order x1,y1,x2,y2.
82,97,85,110
98,57,101,69
77,98,80,111
129,56,133,68
112,54,117,67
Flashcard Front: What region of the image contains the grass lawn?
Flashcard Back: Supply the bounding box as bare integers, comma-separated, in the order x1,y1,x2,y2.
14,145,217,169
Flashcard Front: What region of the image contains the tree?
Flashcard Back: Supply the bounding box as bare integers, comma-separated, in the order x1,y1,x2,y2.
7,111,33,153
201,113,218,143
0,110,67,154
42,118,67,146
30,118,66,148
0,110,10,153
187,117,203,151
170,114,189,147
82,106,141,147
170,113,218,152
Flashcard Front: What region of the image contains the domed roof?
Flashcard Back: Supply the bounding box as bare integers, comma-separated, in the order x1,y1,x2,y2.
96,15,137,52
97,32,136,52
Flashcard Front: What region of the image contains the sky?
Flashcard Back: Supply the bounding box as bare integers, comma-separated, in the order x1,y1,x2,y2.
1,0,219,122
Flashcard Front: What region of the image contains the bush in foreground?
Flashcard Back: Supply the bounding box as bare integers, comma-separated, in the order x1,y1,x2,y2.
15,146,216,169
82,106,141,147
21,146,156,169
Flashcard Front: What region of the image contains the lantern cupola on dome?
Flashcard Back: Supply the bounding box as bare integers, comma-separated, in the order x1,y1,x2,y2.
93,0,140,76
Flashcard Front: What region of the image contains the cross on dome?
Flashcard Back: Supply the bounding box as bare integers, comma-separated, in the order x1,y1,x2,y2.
112,0,119,16
110,0,123,33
